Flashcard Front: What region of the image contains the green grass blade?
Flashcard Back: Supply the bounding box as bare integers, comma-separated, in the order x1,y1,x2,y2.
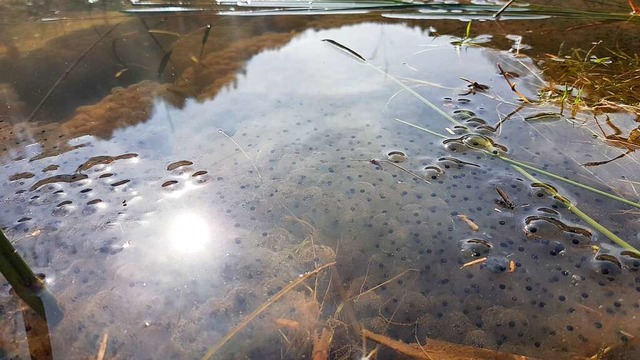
509,165,640,255
497,155,640,209
323,39,462,127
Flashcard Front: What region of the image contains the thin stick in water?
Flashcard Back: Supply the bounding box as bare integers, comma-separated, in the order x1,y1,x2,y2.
218,129,262,180
497,63,531,103
321,39,366,62
200,24,212,61
493,0,516,19
322,39,463,127
27,22,121,122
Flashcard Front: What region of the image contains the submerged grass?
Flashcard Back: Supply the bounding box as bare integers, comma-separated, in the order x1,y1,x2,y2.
539,44,640,116
201,262,336,360
323,39,640,255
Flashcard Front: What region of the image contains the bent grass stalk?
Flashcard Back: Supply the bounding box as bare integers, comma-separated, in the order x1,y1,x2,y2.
218,128,263,180
396,120,640,255
0,229,64,324
496,155,640,209
201,262,336,360
510,164,640,255
323,39,640,254
322,39,462,128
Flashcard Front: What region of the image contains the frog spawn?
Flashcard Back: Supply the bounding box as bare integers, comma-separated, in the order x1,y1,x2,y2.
256,112,640,359
2,123,635,358
337,111,640,357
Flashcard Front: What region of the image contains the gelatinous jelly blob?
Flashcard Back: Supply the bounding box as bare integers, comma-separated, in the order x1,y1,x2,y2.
167,160,193,171
29,174,88,191
423,165,445,180
591,253,623,279
459,238,493,257
524,215,592,242
485,256,510,273
386,150,408,163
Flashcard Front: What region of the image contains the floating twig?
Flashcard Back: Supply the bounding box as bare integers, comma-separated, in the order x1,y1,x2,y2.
157,49,173,79
460,257,488,269
274,318,299,330
96,331,109,360
497,63,531,103
322,39,366,62
323,39,463,127
364,328,539,359
458,214,479,231
493,0,516,19
352,158,430,183
459,77,490,95
581,115,640,167
312,328,333,360
200,24,212,61
1,229,63,325
363,329,430,359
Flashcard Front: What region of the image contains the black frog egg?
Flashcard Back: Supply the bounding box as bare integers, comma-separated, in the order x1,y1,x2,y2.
423,165,445,180
485,256,510,273
591,253,623,279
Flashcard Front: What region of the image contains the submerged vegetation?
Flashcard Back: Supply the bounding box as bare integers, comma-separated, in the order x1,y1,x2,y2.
540,44,640,116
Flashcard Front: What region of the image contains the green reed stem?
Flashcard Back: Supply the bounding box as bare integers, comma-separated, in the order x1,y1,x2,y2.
323,40,462,127
392,116,640,253
509,165,640,255
393,118,449,139
365,63,463,127
402,116,640,253
0,229,64,325
496,155,640,209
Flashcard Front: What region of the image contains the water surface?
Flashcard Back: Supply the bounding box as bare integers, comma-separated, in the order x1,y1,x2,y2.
1,2,640,359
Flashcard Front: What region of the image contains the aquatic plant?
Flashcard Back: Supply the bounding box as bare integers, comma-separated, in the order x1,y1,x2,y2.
4,4,640,359
540,44,640,116
449,21,491,48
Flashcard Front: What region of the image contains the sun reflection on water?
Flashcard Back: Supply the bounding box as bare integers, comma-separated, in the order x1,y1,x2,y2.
168,212,211,252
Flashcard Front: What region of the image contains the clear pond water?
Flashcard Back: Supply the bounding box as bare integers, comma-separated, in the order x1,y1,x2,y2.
1,1,640,359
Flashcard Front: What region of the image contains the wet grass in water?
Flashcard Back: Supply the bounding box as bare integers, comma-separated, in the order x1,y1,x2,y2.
540,44,640,116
